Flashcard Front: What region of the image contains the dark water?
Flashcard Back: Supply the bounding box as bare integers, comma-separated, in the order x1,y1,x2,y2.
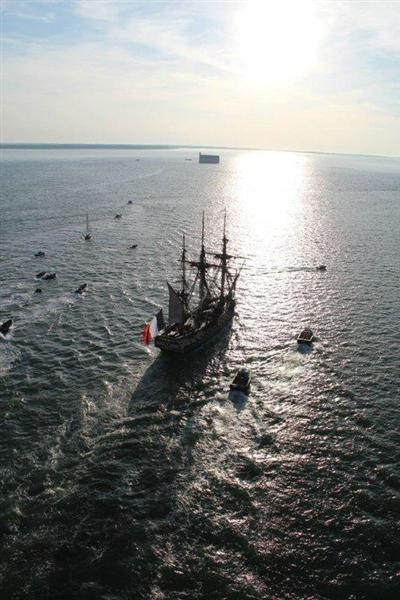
1,148,399,599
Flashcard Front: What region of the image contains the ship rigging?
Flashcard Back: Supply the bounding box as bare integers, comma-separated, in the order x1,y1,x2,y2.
144,213,245,353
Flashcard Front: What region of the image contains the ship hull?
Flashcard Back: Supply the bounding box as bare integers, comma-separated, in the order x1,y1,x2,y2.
154,300,235,353
199,152,219,164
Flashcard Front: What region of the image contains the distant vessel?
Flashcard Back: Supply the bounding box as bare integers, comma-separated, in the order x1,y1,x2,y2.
199,152,219,164
144,213,243,353
297,328,314,345
0,319,13,336
75,283,87,294
83,214,92,240
230,368,251,394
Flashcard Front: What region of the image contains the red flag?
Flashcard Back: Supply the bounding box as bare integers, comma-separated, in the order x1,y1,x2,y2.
143,315,159,345
143,323,151,344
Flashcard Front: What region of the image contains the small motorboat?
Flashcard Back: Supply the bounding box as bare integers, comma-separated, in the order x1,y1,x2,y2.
74,283,87,294
127,200,133,205
114,214,122,219
297,328,314,345
316,265,326,271
36,271,47,279
230,368,251,394
130,244,138,249
43,273,57,281
34,251,46,257
0,319,13,336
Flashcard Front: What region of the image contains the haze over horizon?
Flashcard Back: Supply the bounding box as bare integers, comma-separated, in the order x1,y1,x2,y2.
2,0,400,157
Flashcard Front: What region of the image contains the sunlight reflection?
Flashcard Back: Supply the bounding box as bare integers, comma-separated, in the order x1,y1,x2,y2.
228,151,308,263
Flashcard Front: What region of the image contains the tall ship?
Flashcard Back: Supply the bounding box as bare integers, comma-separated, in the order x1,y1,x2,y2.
144,214,244,353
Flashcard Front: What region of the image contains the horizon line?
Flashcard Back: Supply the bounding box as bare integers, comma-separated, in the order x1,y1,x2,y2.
1,142,398,160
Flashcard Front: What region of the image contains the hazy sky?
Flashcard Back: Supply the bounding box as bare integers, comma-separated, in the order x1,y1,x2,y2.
2,0,400,155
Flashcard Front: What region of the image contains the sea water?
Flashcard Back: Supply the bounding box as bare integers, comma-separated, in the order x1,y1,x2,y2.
1,147,399,599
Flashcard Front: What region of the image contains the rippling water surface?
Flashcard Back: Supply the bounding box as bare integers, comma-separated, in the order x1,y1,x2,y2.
1,148,399,599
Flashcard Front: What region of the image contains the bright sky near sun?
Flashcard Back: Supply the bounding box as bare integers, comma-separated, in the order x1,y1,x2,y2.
2,0,400,155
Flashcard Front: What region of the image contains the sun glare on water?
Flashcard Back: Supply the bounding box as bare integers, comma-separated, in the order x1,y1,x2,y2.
234,0,324,85
225,151,309,262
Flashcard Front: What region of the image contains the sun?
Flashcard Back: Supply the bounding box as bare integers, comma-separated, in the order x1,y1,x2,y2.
234,0,324,85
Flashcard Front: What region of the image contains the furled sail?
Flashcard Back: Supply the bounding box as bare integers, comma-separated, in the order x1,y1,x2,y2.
167,282,185,324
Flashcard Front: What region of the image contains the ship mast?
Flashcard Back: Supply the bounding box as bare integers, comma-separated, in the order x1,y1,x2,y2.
180,232,188,305
220,210,228,299
199,211,207,302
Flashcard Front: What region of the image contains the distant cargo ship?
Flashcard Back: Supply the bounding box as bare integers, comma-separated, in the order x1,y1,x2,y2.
199,152,220,164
